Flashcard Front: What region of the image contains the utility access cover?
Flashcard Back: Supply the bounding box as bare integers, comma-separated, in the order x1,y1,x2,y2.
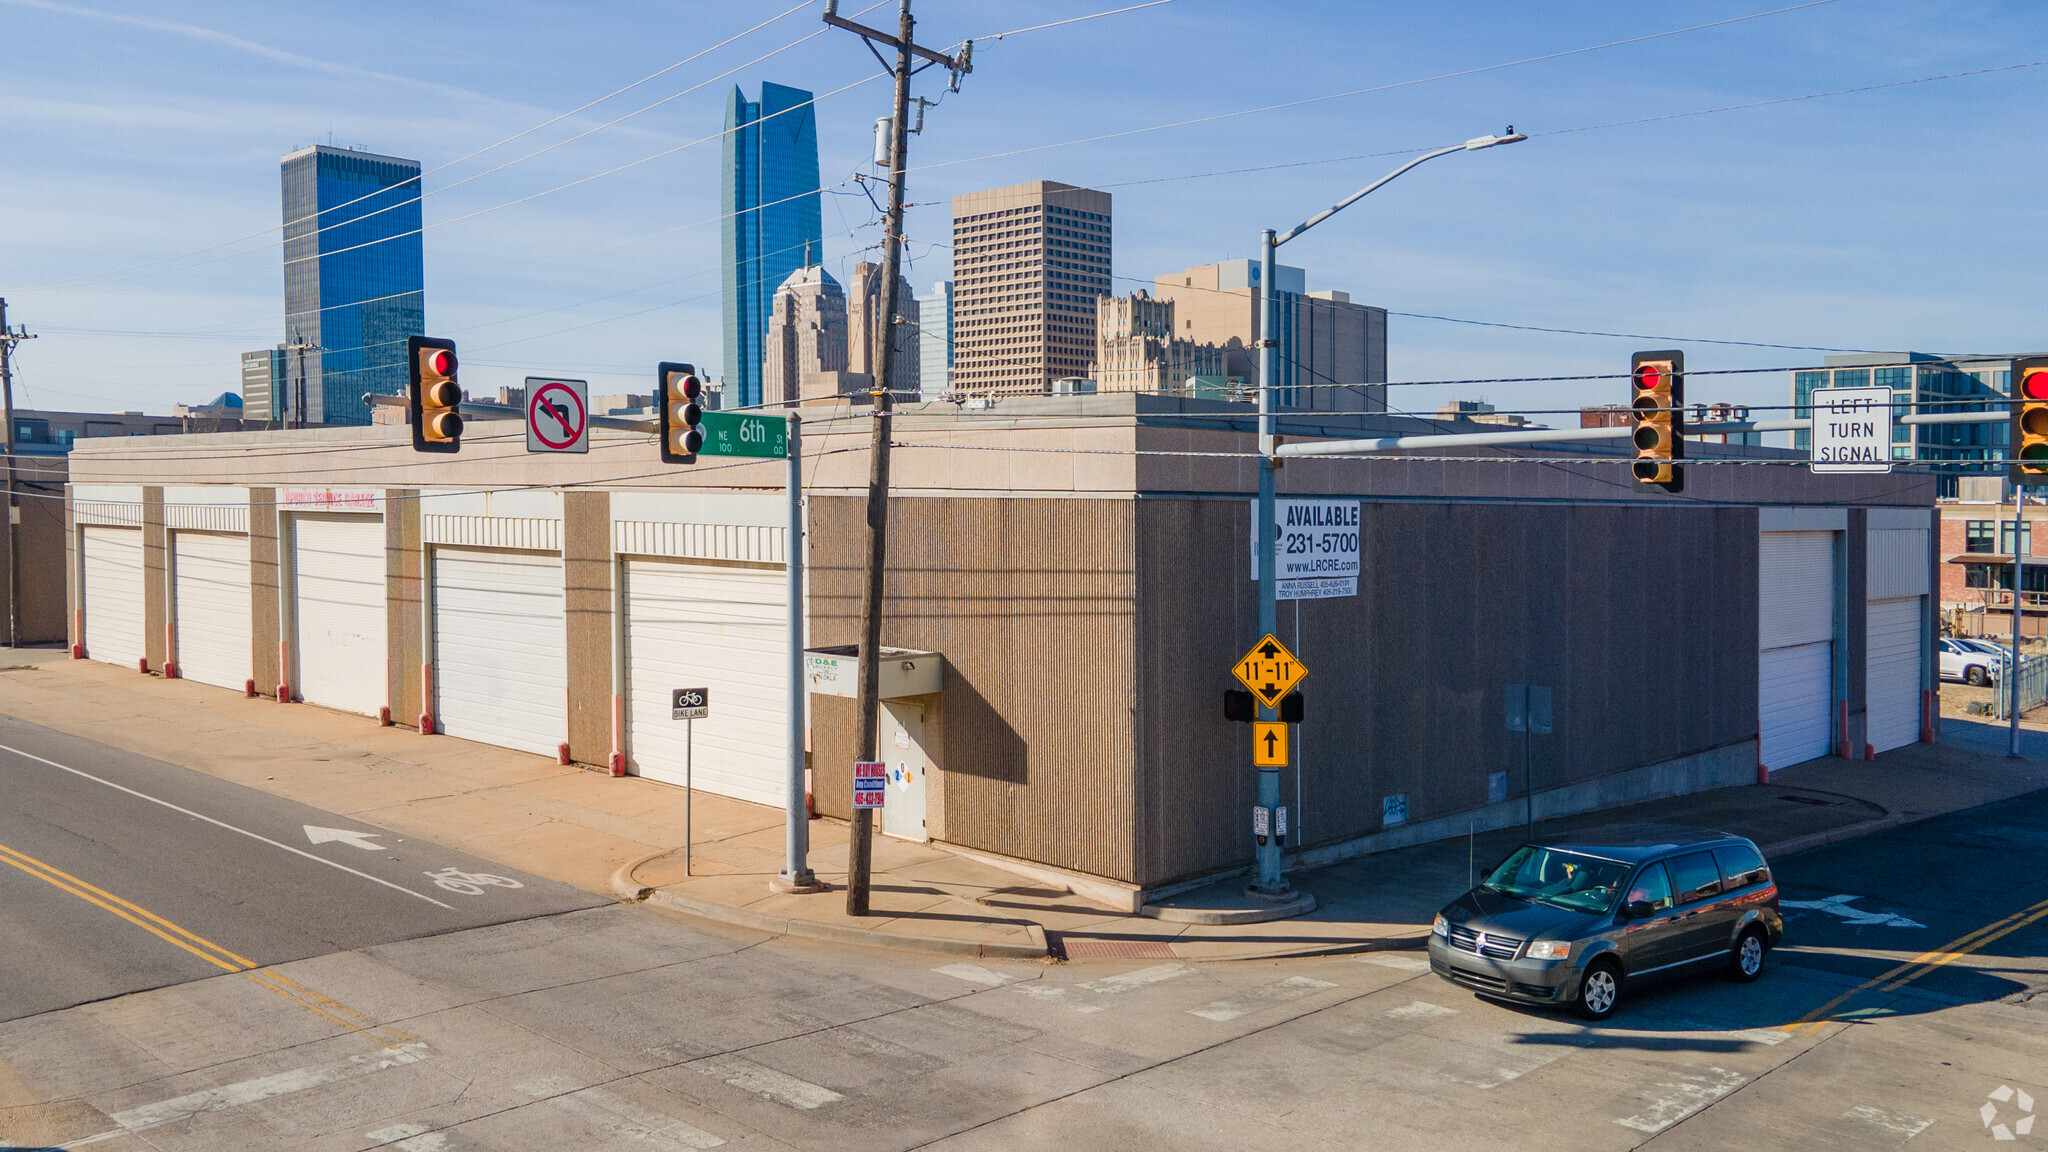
1234,633,1307,710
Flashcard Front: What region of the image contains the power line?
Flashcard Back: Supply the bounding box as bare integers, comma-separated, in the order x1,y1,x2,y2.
7,1,828,293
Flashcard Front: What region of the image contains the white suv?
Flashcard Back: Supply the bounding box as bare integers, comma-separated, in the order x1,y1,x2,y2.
1940,638,2007,686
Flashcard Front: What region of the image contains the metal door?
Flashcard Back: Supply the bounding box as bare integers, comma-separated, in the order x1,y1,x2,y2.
171,530,251,691
292,514,387,716
880,701,929,842
433,547,567,757
81,526,145,668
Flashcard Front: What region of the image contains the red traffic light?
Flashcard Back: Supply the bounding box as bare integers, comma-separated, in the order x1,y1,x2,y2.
2025,368,2048,401
1634,365,1663,391
423,347,456,377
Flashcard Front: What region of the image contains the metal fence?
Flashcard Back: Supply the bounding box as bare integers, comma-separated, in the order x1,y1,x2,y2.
1991,653,2048,720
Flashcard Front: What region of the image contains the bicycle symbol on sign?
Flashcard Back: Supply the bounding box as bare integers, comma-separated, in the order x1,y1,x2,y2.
424,866,525,896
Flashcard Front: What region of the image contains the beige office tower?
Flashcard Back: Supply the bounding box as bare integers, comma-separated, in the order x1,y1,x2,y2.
951,180,1111,395
845,261,920,398
762,264,853,407
1093,292,1227,394
1153,259,1387,413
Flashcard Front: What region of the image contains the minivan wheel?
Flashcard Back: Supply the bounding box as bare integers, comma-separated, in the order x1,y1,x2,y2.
1967,665,1989,687
1730,927,1767,983
1577,960,1622,1021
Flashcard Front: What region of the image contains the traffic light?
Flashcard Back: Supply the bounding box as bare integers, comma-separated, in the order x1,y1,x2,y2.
1224,689,1254,723
2011,356,2048,486
658,361,705,463
1630,349,1685,493
408,336,462,453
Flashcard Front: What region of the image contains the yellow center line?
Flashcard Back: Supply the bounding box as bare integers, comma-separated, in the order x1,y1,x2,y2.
0,839,414,1044
1782,891,2048,1034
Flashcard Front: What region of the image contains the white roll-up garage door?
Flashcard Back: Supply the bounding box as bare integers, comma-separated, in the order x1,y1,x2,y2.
432,547,566,757
172,531,250,691
82,526,145,669
1761,642,1833,769
1866,596,1922,755
293,515,386,717
1760,531,1836,771
624,558,786,806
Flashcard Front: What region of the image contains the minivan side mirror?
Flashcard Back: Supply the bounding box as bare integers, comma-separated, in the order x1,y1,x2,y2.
1621,900,1655,920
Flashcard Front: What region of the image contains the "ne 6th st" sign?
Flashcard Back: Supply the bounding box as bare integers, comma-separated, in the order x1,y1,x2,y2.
1809,385,1892,474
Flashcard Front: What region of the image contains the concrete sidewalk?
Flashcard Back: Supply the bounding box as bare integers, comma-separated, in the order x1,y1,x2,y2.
5,647,2044,964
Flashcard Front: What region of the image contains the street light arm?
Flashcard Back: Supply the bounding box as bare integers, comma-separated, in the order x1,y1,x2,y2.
1276,145,1463,247
1274,131,1525,247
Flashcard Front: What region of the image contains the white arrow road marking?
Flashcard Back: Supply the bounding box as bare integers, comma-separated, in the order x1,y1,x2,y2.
305,825,383,850
1780,893,1926,928
0,742,452,909
66,1043,430,1145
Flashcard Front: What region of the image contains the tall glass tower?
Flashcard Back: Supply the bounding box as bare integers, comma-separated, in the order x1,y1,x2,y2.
281,145,425,425
723,84,822,410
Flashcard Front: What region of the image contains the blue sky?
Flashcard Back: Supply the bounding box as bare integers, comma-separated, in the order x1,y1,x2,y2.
2,0,2042,426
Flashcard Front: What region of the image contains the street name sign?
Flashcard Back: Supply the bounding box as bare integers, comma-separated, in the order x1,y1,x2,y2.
525,377,590,453
671,687,709,720
1252,721,1288,767
853,761,886,809
1234,633,1308,710
698,410,788,459
1250,498,1361,600
1809,385,1891,474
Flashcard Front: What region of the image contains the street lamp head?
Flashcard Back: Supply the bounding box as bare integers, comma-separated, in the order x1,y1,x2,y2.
1464,127,1528,150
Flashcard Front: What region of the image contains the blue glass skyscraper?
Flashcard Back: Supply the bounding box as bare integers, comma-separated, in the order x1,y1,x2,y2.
723,84,822,409
281,145,425,425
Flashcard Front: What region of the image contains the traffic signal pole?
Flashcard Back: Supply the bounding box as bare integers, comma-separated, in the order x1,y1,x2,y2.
1250,132,1523,896
824,0,970,916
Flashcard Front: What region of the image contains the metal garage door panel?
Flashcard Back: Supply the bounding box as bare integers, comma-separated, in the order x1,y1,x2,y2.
172,531,251,691
1760,640,1832,771
433,547,566,757
1866,596,1922,755
1760,531,1834,647
82,527,144,669
294,515,387,717
625,558,785,807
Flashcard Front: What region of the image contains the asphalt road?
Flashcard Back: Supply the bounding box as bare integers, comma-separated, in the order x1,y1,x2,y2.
1768,787,2048,1009
0,715,603,1023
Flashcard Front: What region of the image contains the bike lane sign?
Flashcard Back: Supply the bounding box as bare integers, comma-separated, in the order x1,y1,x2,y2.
1249,498,1361,601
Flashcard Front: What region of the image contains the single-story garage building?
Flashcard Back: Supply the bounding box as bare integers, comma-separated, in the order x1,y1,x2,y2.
61,394,1936,907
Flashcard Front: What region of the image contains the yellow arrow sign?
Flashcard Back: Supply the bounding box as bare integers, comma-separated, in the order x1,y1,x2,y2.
1253,721,1288,767
1233,633,1307,710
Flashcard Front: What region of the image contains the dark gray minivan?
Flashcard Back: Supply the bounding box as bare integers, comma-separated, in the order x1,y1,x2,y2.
1428,824,1783,1020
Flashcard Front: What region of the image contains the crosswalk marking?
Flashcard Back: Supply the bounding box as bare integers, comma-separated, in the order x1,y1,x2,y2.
688,1054,844,1110
1615,1067,1747,1133
1187,976,1338,1022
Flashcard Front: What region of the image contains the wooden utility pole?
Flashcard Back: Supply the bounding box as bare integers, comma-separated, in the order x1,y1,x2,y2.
822,0,970,915
0,298,36,650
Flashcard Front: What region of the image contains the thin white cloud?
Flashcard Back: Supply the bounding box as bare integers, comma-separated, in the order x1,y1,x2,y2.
1,0,504,104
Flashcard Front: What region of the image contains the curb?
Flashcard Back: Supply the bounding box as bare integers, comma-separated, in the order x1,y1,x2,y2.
1759,812,1908,859
1143,890,1318,925
609,852,1049,961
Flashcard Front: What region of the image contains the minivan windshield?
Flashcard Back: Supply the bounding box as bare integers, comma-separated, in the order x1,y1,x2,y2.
1483,846,1632,913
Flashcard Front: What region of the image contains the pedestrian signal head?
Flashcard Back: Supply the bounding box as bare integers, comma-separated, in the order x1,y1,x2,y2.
408,336,462,453
658,361,705,463
1629,349,1685,493
2012,356,2048,486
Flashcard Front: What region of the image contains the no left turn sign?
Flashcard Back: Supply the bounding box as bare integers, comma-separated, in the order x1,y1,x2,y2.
525,377,589,453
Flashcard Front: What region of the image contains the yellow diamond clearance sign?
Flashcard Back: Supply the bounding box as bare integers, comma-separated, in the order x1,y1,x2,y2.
1234,634,1307,710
